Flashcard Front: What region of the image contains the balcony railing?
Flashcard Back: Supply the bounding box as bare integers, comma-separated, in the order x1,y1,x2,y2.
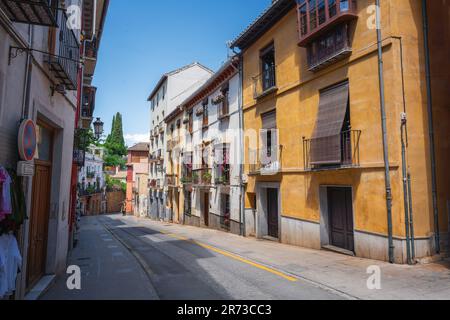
303,130,361,171
85,38,98,60
215,164,230,185
0,0,59,27
192,167,212,187
47,11,80,90
249,145,282,175
297,0,358,47
253,64,277,99
217,97,230,120
80,86,96,128
181,167,193,185
73,149,85,166
167,137,180,152
165,174,178,187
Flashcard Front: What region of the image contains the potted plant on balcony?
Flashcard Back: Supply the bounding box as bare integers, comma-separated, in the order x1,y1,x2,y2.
202,171,212,184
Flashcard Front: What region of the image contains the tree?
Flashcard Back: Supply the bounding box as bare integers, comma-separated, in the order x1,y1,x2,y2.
103,112,127,168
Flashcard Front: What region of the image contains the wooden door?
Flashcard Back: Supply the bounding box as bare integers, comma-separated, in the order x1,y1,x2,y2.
267,188,279,238
203,192,209,227
328,187,354,252
27,162,52,289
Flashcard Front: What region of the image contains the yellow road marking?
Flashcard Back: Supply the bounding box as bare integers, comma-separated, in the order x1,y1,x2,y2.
161,230,298,282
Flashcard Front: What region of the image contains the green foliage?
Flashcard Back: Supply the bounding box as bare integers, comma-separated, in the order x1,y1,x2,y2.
102,112,127,168
106,175,126,193
75,129,96,152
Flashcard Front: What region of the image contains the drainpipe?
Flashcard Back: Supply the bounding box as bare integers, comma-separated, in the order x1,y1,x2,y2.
421,0,440,254
401,116,412,265
407,173,416,260
375,0,395,263
237,54,246,237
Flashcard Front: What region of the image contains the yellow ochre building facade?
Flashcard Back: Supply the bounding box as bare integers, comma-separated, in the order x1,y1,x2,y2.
231,0,449,264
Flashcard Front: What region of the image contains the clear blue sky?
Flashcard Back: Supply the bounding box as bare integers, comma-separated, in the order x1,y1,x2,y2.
92,0,271,146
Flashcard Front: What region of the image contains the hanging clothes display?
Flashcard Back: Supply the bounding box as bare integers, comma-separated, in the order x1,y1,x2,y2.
0,167,13,223
0,169,27,236
0,233,22,299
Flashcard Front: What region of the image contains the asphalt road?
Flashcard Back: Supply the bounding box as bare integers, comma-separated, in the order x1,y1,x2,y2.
43,215,345,300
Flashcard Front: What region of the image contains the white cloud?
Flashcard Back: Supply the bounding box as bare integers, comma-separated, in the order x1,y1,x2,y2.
124,133,150,146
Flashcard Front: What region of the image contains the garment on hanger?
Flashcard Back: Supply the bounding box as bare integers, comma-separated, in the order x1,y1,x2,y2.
0,167,12,223
0,234,22,299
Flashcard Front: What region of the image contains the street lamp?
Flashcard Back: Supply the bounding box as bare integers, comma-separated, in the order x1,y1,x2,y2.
93,117,104,140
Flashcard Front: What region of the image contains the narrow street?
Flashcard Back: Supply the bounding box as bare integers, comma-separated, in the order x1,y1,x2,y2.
42,214,450,301
42,215,343,300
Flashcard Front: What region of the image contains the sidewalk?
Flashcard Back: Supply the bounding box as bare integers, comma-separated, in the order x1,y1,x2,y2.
124,215,450,300
41,216,158,300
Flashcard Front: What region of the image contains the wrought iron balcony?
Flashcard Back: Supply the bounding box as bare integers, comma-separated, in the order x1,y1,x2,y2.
303,130,361,171
192,167,212,187
47,11,80,90
167,137,180,152
252,64,277,99
217,97,230,121
85,38,98,60
73,149,85,166
0,0,59,27
181,168,193,185
80,86,96,129
165,174,178,187
249,145,282,175
215,164,230,185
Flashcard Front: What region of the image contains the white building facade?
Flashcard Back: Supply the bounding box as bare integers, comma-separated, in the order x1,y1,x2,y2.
147,62,213,221
178,58,244,235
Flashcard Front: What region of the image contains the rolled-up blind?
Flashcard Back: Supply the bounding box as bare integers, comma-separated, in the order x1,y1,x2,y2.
310,81,349,165
262,110,277,129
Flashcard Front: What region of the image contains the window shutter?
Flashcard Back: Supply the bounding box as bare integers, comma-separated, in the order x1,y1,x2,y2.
310,81,349,165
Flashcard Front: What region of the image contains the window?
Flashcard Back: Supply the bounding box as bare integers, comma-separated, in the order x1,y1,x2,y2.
188,111,193,135
307,23,351,71
297,0,357,47
260,44,276,92
202,98,209,128
219,83,230,119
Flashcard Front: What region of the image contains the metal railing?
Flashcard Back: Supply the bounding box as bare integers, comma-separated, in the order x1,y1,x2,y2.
181,166,193,184
215,164,230,185
253,64,276,99
303,130,361,170
81,86,96,118
0,0,59,27
217,97,229,120
165,174,178,186
192,167,212,186
85,37,98,59
47,11,80,90
249,145,282,175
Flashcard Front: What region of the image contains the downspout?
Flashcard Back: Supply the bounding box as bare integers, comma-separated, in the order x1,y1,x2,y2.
21,25,33,119
401,117,412,265
421,0,440,254
375,0,395,263
237,54,246,237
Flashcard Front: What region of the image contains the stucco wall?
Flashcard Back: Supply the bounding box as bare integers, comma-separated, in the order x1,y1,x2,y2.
241,0,448,262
